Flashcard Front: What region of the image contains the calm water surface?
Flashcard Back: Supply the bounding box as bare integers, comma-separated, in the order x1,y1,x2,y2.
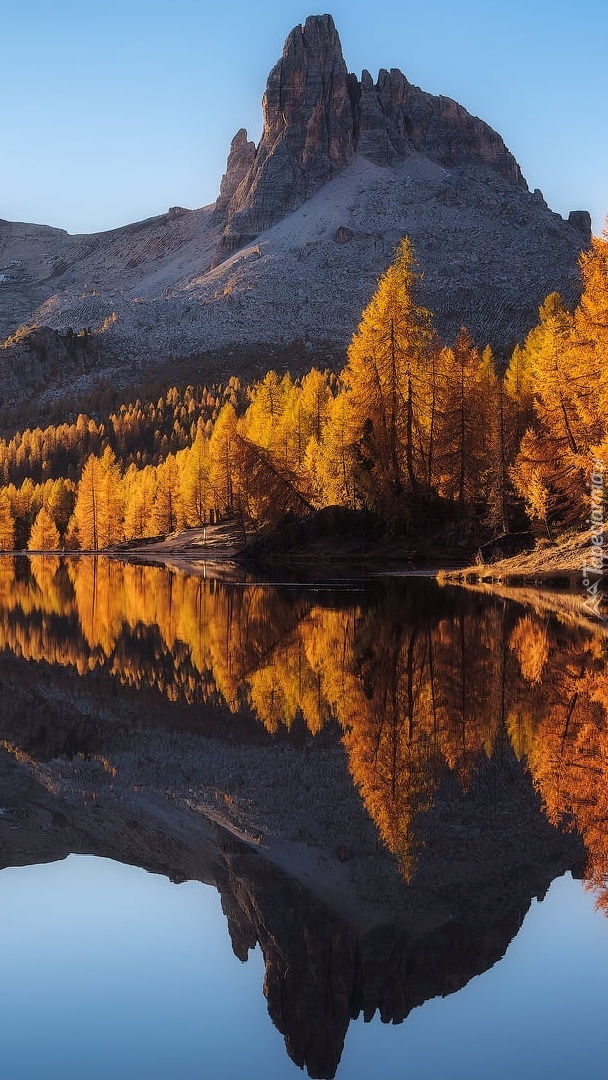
0,556,606,1079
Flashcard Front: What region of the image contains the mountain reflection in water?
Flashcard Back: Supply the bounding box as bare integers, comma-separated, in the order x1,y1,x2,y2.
0,555,606,1078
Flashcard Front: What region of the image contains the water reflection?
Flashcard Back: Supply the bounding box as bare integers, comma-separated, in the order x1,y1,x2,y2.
3,859,607,1080
0,856,277,1080
0,556,606,1077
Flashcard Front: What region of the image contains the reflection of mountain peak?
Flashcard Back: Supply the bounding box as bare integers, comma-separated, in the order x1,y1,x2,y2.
212,761,581,1080
0,634,586,1079
0,563,603,1077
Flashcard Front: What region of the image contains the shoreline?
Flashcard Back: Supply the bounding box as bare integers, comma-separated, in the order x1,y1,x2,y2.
440,528,598,587
3,525,604,596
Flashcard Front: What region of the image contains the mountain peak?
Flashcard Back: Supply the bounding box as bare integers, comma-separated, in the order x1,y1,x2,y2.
297,12,341,43
214,14,526,262
214,13,353,260
0,15,590,389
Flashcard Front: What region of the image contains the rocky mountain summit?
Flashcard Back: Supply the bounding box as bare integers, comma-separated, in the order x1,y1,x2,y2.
215,13,526,260
0,14,591,407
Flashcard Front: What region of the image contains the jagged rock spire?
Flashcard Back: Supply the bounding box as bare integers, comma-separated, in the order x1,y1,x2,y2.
215,14,354,260
214,13,526,263
215,129,256,213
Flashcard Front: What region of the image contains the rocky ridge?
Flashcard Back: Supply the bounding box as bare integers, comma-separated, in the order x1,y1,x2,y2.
0,15,591,408
215,13,527,260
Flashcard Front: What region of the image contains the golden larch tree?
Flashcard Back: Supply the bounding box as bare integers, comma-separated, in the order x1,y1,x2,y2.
342,238,434,513
0,489,15,550
72,447,124,550
28,507,61,551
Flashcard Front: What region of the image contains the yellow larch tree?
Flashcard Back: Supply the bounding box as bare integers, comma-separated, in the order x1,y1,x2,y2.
181,427,215,527
123,463,156,539
153,455,183,535
510,288,603,529
304,391,357,508
44,478,75,540
433,329,497,510
208,403,239,518
289,368,333,472
573,227,608,469
0,489,15,550
241,371,290,457
341,238,434,514
71,447,124,550
28,506,61,551
503,343,535,452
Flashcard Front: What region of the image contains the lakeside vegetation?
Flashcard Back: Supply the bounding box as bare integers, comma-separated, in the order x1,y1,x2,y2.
0,230,606,557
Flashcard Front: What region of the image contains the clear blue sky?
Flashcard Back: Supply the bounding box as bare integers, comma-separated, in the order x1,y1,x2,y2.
2,0,606,235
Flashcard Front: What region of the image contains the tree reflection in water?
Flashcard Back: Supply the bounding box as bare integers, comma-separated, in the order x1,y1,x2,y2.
0,556,606,903
1,555,607,1077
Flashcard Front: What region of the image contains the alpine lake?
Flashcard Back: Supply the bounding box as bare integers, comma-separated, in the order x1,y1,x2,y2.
1,555,607,1080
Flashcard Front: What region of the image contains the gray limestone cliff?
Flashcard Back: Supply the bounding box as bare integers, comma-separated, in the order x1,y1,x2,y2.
215,13,527,261
0,325,101,409
215,15,354,259
215,128,256,213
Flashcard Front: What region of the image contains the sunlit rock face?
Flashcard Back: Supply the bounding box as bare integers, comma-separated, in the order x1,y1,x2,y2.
215,129,257,214
353,65,526,180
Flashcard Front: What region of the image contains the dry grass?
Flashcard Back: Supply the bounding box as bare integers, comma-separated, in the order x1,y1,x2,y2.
439,528,597,586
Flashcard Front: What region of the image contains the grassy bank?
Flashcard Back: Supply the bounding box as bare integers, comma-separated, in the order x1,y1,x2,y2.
440,528,599,587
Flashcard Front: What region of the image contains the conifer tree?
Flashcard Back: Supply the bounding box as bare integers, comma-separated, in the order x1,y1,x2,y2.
45,478,75,538
153,455,182,535
342,238,434,513
510,292,588,527
503,343,535,453
208,404,239,518
0,489,15,550
434,329,495,509
72,448,123,550
292,368,333,469
9,477,41,548
304,391,357,508
123,464,156,539
28,507,61,551
574,228,608,467
181,428,214,526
